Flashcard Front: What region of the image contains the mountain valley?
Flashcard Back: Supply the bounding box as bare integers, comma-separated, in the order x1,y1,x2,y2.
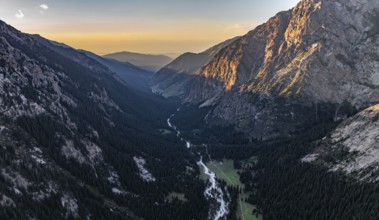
1,0,379,219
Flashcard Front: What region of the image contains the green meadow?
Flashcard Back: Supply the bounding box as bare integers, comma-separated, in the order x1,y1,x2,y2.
199,159,262,220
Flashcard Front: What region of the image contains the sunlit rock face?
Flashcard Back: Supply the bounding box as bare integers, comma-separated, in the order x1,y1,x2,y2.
150,37,239,98
183,0,379,138
304,104,379,182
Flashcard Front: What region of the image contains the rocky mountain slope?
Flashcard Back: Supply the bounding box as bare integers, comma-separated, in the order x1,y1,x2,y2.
303,104,379,181
33,36,152,93
151,37,239,98
165,0,379,138
103,51,173,72
0,20,204,220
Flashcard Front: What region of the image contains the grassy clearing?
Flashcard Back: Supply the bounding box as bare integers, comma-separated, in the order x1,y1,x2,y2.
206,160,242,187
238,200,261,220
198,158,261,220
237,194,262,220
165,192,187,202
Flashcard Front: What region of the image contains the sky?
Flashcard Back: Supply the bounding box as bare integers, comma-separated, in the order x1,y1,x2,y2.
0,0,300,55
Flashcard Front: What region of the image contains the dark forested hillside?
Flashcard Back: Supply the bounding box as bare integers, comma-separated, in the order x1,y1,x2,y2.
169,99,379,220
0,20,208,220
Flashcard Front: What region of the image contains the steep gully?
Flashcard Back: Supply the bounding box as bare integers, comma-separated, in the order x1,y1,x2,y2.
167,108,230,220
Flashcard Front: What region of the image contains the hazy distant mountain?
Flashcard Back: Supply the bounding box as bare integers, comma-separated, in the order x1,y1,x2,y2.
163,53,181,59
81,51,152,93
103,51,173,72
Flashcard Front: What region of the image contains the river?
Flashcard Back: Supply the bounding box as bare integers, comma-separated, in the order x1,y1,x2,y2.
167,109,229,220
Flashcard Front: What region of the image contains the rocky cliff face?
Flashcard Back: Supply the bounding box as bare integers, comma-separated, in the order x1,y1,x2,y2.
182,0,379,138
151,37,239,98
303,104,379,182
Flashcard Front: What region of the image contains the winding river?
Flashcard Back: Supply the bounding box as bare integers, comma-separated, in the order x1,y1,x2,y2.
167,109,229,220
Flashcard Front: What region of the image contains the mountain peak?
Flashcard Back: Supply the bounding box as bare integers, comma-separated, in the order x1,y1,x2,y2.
155,0,379,138
189,0,379,105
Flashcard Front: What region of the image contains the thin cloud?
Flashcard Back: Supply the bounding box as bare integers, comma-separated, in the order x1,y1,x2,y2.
15,10,24,19
225,24,256,32
40,4,49,10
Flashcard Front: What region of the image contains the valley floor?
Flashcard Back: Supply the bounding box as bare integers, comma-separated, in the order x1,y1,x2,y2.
199,159,262,220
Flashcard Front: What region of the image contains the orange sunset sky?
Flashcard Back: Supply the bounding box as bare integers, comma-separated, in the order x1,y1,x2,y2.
1,0,300,55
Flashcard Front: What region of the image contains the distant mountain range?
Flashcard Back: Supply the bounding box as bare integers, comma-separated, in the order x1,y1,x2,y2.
82,50,152,93
103,51,173,72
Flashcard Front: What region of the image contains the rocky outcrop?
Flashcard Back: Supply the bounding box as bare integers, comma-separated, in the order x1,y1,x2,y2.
304,104,379,181
182,0,379,138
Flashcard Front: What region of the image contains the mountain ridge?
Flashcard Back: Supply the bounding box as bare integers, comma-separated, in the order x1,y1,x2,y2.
189,0,379,106
160,0,379,138
151,37,239,98
0,19,206,220
103,51,173,72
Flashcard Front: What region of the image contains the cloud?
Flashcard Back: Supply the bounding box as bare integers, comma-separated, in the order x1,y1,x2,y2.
225,24,256,32
40,4,49,10
15,10,24,19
